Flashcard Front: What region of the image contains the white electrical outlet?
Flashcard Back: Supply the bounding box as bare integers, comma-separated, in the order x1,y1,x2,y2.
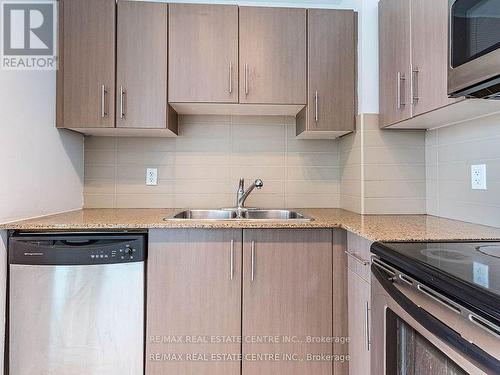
471,164,487,190
146,168,158,186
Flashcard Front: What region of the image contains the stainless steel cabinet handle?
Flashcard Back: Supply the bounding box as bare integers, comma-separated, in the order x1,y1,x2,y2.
344,250,369,266
314,90,319,123
100,84,108,118
120,86,126,119
230,239,234,281
412,67,420,105
397,72,406,110
251,240,255,283
365,301,371,351
229,61,233,94
245,63,249,96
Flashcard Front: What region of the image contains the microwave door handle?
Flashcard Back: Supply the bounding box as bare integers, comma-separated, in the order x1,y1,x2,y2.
371,264,500,374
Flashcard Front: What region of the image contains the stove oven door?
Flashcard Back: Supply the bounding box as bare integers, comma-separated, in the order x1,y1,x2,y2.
370,258,500,375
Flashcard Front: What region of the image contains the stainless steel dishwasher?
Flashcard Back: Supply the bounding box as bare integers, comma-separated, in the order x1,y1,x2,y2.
8,232,146,375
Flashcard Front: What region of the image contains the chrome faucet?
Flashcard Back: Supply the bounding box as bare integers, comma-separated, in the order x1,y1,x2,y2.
236,178,263,209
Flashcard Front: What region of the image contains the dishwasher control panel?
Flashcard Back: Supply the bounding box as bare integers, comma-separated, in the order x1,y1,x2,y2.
90,243,138,262
9,233,146,266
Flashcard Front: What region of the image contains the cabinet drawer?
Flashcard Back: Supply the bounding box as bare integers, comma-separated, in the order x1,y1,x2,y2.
346,232,372,283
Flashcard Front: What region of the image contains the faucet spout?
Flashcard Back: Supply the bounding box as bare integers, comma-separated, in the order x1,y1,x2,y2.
236,178,264,209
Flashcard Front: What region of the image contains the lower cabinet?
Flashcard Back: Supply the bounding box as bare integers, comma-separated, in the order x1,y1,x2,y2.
346,232,372,375
146,228,347,375
146,229,242,375
242,229,334,375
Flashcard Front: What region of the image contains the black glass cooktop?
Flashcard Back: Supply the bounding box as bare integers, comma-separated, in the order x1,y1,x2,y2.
371,241,500,323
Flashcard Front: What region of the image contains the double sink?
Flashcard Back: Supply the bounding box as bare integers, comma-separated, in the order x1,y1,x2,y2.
169,209,312,221
168,178,312,221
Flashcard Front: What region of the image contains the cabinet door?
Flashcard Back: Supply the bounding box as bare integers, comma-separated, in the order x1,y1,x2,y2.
146,229,242,375
379,0,412,127
169,4,238,103
411,0,458,116
347,268,371,375
116,1,169,129
242,229,333,375
60,0,115,128
301,9,356,134
239,7,307,105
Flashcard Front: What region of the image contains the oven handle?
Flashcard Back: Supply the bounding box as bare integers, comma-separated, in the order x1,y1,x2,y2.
371,264,500,374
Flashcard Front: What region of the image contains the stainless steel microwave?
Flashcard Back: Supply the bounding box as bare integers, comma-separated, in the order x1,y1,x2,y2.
448,0,500,99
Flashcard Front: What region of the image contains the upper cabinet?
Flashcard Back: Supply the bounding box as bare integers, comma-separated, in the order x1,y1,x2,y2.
58,2,357,139
239,7,307,105
57,0,178,136
410,0,457,116
378,0,412,127
168,4,239,103
59,0,116,128
297,9,356,139
379,0,500,129
116,1,170,129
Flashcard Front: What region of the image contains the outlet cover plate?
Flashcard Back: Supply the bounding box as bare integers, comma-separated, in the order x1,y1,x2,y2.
146,168,158,186
471,164,487,190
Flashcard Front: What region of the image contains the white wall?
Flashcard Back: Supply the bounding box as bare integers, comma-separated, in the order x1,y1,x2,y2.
0,70,84,223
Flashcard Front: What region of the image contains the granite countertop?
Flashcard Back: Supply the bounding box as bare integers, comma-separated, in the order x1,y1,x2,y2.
2,208,500,242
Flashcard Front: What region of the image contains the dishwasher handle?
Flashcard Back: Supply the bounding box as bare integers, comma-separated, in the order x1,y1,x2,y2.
9,233,146,266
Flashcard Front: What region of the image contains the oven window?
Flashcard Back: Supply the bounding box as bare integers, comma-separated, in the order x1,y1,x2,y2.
451,0,500,67
386,309,467,374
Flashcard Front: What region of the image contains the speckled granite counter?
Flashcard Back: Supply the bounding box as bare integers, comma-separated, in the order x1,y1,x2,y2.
2,208,500,242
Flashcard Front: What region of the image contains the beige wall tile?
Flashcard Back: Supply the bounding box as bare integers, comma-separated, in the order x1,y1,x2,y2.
84,136,116,150
364,181,426,198
84,194,116,208
84,180,115,195
286,194,340,208
364,198,426,214
340,195,362,213
425,113,500,227
84,116,341,209
339,114,426,214
115,194,175,208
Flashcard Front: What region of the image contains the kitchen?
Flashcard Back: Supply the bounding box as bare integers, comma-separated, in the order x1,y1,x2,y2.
0,0,499,374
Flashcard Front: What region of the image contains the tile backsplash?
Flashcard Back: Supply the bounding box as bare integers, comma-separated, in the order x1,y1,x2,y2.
426,113,500,228
340,114,426,214
84,115,341,209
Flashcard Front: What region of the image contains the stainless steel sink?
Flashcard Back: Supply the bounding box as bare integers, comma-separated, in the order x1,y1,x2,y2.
168,209,312,221
170,209,238,220
240,209,310,220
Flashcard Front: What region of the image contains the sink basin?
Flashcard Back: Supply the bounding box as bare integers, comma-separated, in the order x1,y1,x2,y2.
170,209,238,220
240,209,310,220
168,209,312,221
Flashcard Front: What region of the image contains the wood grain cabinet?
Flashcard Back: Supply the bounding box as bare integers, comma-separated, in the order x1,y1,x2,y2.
346,232,372,375
57,0,177,135
378,0,498,130
242,229,348,375
347,268,371,375
146,229,242,375
296,9,356,139
58,0,116,128
146,228,348,375
378,0,412,127
116,1,172,129
239,7,307,105
168,4,239,103
410,0,457,117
